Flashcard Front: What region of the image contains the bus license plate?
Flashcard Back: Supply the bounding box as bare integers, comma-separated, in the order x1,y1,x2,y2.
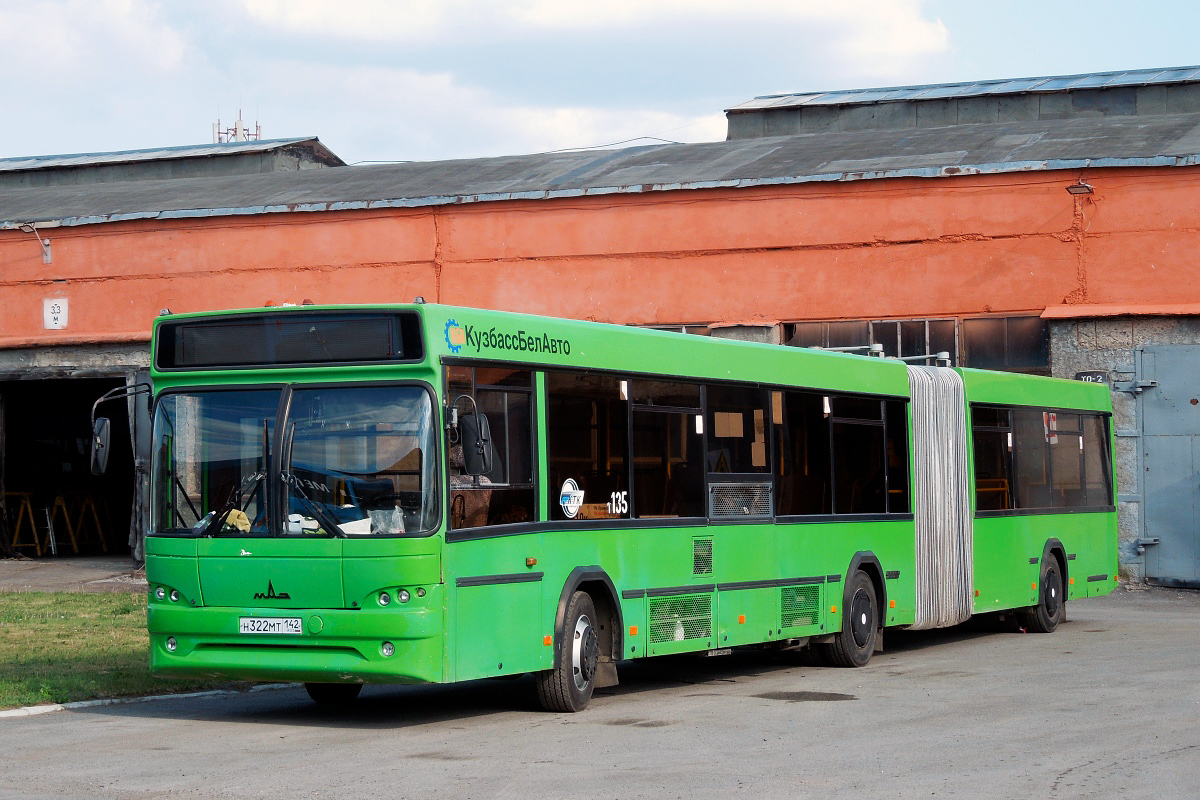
239,617,303,634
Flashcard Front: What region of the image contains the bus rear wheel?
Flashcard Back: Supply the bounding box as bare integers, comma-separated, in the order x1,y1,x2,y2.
305,682,363,705
823,571,878,668
1021,559,1064,633
536,591,600,712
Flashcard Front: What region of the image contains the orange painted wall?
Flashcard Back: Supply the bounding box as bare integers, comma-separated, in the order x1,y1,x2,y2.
2,165,1198,348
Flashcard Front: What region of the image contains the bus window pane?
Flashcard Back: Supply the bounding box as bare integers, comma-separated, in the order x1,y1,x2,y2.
546,371,629,521
706,384,769,474
972,405,1010,429
447,367,535,530
1006,316,1050,370
474,367,532,387
774,392,832,515
886,401,910,514
1013,408,1051,508
287,386,439,536
832,422,886,514
972,426,1014,511
833,396,883,421
963,318,1007,369
633,410,704,518
631,380,701,409
1051,432,1084,508
1083,415,1113,507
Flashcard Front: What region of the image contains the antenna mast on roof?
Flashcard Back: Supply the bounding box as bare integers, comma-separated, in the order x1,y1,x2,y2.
213,109,262,143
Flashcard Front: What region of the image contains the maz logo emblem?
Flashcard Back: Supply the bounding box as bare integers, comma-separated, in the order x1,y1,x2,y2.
254,581,291,600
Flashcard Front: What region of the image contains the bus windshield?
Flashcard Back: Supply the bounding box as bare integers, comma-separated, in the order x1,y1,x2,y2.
150,386,439,537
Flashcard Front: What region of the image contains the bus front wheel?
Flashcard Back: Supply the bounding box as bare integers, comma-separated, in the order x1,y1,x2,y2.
824,571,878,668
1021,559,1064,633
536,591,600,712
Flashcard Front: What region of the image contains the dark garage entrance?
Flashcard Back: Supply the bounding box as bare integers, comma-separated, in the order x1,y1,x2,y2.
1,377,134,558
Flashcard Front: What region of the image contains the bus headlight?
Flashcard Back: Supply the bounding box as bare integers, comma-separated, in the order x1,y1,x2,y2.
397,590,410,604
381,641,395,657
155,587,166,600
378,592,391,606
166,637,177,652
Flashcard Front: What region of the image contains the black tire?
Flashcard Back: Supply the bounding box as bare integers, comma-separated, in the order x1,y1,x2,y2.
1021,558,1064,633
304,682,363,705
536,591,600,712
823,571,878,668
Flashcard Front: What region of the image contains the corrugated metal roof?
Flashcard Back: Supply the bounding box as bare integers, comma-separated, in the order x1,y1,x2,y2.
727,66,1200,113
3,113,1200,230
0,137,327,173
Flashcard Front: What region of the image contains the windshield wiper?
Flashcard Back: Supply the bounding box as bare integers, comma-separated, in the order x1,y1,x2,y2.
197,471,264,537
282,471,346,537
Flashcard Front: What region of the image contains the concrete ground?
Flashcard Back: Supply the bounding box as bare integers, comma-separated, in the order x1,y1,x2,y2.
0,554,146,593
0,580,1197,799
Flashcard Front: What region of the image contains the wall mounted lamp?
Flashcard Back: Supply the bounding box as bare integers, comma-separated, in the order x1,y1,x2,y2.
16,223,52,263
1066,179,1094,195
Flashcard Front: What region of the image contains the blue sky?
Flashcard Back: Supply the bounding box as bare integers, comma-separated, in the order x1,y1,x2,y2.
1,0,1197,164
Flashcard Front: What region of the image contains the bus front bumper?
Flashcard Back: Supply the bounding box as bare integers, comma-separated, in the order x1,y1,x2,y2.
148,603,444,685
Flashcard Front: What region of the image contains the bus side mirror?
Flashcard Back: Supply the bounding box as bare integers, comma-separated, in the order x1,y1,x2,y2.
459,413,493,476
91,417,111,476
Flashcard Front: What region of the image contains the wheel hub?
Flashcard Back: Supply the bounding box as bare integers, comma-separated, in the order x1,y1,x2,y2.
851,590,873,648
571,614,600,691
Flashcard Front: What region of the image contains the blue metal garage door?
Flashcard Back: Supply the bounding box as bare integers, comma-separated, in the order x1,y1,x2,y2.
1141,345,1200,588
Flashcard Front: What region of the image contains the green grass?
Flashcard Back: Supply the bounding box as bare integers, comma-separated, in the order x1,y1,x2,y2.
0,592,238,709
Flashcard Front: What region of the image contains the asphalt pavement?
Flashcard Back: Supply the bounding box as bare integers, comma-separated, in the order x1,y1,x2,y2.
0,579,1197,799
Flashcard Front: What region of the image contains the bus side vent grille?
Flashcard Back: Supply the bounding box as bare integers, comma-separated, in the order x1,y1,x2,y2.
781,585,820,628
709,482,773,518
693,538,713,576
648,595,712,643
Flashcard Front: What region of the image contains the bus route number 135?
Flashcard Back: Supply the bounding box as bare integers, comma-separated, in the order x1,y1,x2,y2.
607,491,629,515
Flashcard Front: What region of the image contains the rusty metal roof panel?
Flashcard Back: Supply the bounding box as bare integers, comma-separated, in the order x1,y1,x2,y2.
0,137,333,173
5,113,1200,230
727,65,1200,112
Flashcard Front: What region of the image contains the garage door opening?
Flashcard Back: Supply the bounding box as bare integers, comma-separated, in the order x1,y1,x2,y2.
2,378,134,558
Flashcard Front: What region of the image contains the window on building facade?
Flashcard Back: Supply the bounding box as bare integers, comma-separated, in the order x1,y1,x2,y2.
786,315,1049,375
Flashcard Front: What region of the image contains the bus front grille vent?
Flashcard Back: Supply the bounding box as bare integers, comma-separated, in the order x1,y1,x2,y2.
781,585,820,628
648,595,712,643
693,538,714,576
708,482,773,518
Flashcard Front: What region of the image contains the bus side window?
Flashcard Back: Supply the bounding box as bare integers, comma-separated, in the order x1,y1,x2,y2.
972,405,1014,511
774,391,833,516
447,366,535,530
546,371,629,521
1013,407,1053,509
631,380,704,519
1082,414,1114,508
830,396,887,514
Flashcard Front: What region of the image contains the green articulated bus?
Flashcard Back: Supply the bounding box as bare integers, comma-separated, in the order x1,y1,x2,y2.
133,303,1117,711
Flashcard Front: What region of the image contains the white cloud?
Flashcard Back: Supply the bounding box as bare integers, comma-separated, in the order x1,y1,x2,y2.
235,0,949,68
256,61,727,161
0,0,189,77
